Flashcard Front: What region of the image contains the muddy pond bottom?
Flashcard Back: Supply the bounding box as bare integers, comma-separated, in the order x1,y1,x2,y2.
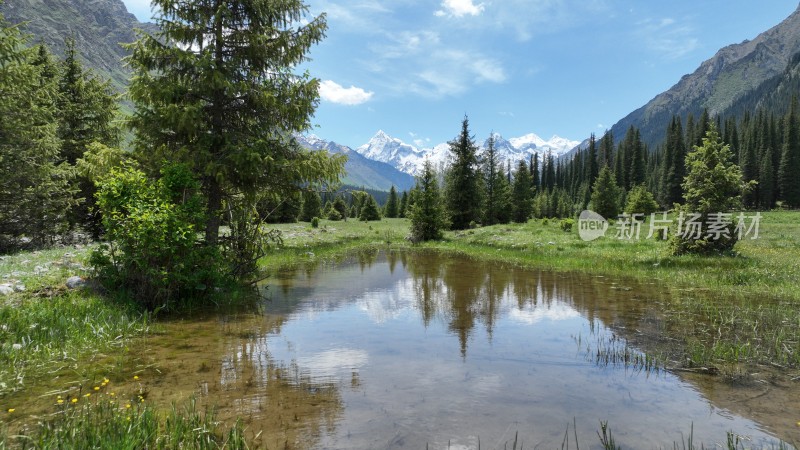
135,251,786,449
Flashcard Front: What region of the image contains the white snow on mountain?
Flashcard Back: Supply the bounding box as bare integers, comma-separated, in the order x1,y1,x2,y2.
355,130,579,176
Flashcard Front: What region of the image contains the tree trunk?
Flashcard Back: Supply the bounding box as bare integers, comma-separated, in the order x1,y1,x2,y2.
205,176,222,245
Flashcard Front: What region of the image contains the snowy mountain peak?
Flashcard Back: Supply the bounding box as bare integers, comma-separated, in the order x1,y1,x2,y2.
353,130,579,176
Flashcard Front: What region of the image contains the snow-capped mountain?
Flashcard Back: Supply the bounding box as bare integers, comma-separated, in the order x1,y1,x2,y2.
295,134,415,191
355,130,579,176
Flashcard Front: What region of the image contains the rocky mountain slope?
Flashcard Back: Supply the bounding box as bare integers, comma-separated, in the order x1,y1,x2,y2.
606,3,800,149
295,135,416,192
0,0,156,91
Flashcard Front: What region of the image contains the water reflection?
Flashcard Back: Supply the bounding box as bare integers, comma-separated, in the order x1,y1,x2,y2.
132,315,345,449
258,251,786,448
400,251,665,359
109,251,791,449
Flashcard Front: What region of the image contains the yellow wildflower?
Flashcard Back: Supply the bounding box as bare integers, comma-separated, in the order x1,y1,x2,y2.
93,386,100,391
125,403,131,409
133,375,139,380
84,393,91,398
56,399,64,405
7,408,14,413
71,398,78,404
103,378,110,384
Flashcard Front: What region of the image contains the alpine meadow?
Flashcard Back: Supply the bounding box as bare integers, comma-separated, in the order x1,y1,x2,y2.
2,1,800,449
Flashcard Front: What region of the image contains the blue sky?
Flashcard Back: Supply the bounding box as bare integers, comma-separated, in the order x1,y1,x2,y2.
120,0,798,149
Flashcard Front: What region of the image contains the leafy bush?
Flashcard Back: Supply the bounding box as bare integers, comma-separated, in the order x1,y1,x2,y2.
624,185,659,216
559,218,575,232
91,165,226,310
311,217,320,228
327,208,342,221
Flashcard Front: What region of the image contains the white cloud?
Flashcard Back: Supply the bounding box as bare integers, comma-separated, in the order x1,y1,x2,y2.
319,80,374,105
637,17,698,60
471,58,507,83
434,0,485,18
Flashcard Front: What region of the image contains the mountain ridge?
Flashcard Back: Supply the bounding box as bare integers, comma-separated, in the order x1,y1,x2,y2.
355,130,579,176
294,135,416,192
0,0,157,91
602,3,800,150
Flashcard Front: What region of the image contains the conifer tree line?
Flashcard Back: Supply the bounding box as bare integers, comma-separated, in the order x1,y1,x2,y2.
407,102,799,240
0,22,120,251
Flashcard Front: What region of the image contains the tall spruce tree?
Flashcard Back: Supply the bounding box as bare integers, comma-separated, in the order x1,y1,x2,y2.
410,160,447,241
530,153,540,191
57,39,119,235
759,147,775,209
661,116,686,207
126,0,345,249
0,17,74,250
590,166,621,220
672,126,748,255
299,190,321,221
584,134,598,190
444,116,482,229
399,191,408,218
58,38,118,166
482,134,511,225
779,97,800,208
359,194,381,221
511,160,533,222
384,185,399,218
628,128,646,188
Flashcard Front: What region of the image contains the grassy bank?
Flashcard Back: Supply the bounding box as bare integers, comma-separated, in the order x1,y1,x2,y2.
263,213,800,374
0,246,149,398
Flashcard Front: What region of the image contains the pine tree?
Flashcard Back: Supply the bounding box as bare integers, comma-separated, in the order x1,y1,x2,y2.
54,39,120,236
672,126,749,255
333,196,348,221
58,38,119,165
410,160,447,241
589,166,621,220
384,185,399,218
0,17,74,250
530,153,540,191
628,129,646,188
444,116,482,229
299,191,322,221
779,97,800,208
544,151,556,191
599,130,614,168
759,147,775,209
482,134,510,225
399,191,408,218
359,194,381,221
661,116,686,207
126,0,344,247
584,134,598,189
511,160,533,222
740,141,759,209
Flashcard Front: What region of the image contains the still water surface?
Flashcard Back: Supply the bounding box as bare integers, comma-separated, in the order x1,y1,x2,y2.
136,250,785,449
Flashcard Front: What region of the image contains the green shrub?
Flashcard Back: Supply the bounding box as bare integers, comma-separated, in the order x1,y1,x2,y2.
91,164,226,310
559,218,575,232
327,208,342,221
311,217,320,228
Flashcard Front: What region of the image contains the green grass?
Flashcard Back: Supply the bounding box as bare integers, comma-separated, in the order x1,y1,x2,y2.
1,395,246,449
0,246,149,397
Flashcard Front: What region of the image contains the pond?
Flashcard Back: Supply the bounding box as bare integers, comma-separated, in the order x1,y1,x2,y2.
78,251,796,448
